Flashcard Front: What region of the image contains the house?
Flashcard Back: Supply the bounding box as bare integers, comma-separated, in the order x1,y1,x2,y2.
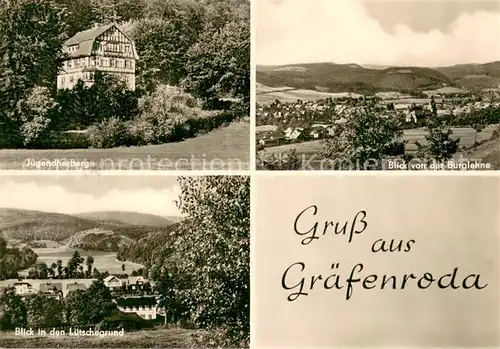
115,296,158,320
104,275,123,290
127,276,146,290
13,282,33,296
39,282,63,299
289,128,304,140
405,110,417,123
65,282,87,296
57,23,138,91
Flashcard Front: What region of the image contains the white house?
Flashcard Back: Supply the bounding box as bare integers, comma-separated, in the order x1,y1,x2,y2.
126,276,146,290
13,282,33,296
289,128,303,140
104,275,123,290
115,296,158,320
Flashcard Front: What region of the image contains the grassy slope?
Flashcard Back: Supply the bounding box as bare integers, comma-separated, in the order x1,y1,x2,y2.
0,328,195,348
0,121,250,170
458,136,500,170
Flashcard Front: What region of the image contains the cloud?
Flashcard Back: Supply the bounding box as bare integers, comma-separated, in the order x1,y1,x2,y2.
256,0,500,66
0,179,182,217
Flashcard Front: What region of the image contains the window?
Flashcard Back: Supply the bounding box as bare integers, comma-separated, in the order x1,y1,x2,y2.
68,60,73,68
125,60,131,68
110,58,115,67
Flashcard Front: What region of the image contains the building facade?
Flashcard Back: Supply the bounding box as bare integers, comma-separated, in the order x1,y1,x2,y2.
13,282,34,296
57,24,138,91
116,296,159,320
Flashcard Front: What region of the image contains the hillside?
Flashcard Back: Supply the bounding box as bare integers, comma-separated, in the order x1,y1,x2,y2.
75,211,175,227
256,61,500,94
117,222,181,268
435,61,500,90
0,208,159,251
65,228,136,252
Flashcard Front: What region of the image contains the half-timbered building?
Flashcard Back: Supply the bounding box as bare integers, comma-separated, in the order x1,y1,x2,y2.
57,23,138,91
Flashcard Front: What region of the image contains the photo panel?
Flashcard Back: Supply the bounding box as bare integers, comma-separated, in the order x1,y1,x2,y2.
253,173,500,347
0,174,249,348
0,0,250,171
255,0,500,171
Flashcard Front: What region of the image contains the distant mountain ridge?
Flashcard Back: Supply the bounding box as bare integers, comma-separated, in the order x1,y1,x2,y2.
75,211,176,227
256,61,500,94
0,208,180,252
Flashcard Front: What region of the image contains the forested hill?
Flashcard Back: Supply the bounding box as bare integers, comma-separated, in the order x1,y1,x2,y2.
0,208,176,252
256,61,500,94
116,222,181,268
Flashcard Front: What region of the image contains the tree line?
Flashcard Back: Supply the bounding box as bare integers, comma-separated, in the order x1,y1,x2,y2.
0,278,121,330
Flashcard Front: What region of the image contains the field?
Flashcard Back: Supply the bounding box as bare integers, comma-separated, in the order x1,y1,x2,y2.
0,327,195,348
256,86,362,104
0,121,249,170
20,245,144,275
259,126,498,169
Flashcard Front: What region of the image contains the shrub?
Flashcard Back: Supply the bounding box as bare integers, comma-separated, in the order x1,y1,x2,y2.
16,86,55,146
130,85,201,144
191,327,249,348
491,124,500,140
257,149,302,170
87,117,133,149
29,131,90,149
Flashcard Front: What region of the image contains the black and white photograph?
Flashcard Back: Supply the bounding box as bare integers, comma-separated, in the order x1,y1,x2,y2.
0,0,250,170
0,174,250,348
255,0,500,171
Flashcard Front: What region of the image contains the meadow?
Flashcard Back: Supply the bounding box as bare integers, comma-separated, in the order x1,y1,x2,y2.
259,126,498,169
20,245,144,275
256,86,363,104
0,121,250,170
0,327,195,348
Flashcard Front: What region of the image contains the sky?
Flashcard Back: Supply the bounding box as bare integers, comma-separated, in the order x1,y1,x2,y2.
0,175,182,217
256,0,500,66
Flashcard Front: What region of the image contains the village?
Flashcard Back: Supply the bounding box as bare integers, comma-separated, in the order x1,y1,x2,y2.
0,275,164,322
256,87,500,149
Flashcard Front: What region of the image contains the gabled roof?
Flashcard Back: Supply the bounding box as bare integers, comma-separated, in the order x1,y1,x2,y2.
14,282,32,286
127,276,145,285
104,275,122,283
63,23,138,59
39,283,62,293
66,283,87,292
65,24,115,46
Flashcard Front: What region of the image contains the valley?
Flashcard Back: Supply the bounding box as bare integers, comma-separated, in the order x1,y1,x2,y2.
0,208,182,277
